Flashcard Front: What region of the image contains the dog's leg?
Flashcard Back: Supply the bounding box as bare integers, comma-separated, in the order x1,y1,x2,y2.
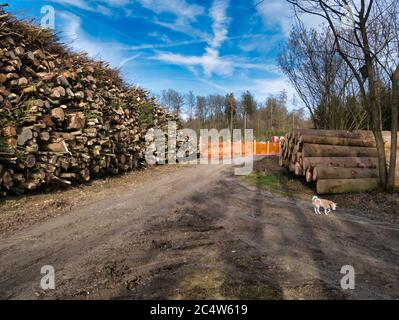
314,207,318,215
324,208,329,215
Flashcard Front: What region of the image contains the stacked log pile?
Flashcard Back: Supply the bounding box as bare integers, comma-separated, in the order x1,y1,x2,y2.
279,129,399,194
0,7,176,196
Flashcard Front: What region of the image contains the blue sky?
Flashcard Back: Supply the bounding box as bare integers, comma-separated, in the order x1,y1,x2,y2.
9,0,321,107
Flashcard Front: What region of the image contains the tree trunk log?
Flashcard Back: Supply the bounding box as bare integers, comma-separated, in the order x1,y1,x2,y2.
303,157,378,171
299,135,376,147
317,178,379,194
303,143,378,158
313,166,378,180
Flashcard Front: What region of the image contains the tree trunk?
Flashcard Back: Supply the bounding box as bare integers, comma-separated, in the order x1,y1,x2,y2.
313,166,378,180
359,12,387,189
302,143,378,157
387,68,399,191
317,178,379,194
299,134,376,147
303,157,378,171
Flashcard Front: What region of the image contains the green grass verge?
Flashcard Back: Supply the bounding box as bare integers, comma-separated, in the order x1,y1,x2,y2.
242,169,313,201
243,172,291,196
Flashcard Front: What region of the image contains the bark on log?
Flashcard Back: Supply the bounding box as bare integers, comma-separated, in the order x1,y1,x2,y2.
294,129,366,139
305,169,313,183
299,135,376,147
303,144,378,158
316,178,379,194
17,128,33,146
313,166,378,180
303,157,378,171
279,129,398,194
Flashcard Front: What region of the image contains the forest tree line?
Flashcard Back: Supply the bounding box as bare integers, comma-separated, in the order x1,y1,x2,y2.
158,89,310,141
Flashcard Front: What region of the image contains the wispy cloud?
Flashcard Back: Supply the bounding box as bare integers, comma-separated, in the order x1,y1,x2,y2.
136,0,206,38
58,11,127,66
154,47,233,77
50,0,113,15
137,0,204,20
153,0,232,77
251,77,297,99
209,0,230,49
128,39,207,51
255,0,325,36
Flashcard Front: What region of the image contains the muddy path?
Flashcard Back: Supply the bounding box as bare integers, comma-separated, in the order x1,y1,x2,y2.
1,161,399,299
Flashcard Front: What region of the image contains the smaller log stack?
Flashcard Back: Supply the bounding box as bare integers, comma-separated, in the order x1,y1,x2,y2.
279,129,399,194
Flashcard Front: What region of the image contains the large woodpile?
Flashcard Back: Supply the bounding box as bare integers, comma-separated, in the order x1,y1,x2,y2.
279,129,399,194
0,7,176,196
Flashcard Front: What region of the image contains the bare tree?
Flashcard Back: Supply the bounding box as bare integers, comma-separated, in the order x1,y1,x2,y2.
279,24,368,130
286,0,399,190
225,93,237,137
185,91,195,121
195,96,207,126
161,89,184,117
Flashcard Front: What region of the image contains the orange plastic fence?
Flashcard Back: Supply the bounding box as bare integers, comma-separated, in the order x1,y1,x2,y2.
254,141,280,155
201,141,280,158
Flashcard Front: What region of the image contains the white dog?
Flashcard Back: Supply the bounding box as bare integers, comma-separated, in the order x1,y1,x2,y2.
312,196,337,215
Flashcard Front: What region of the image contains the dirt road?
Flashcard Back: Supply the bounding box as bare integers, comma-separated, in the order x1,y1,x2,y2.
1,159,399,299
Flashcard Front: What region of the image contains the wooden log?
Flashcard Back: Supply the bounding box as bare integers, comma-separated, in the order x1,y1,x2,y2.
294,129,367,139
302,143,378,158
303,157,378,171
43,141,70,153
305,169,313,183
1,169,13,189
51,107,65,122
67,112,85,130
313,166,378,180
25,154,36,168
17,127,33,146
1,126,16,137
299,135,376,147
316,178,379,194
294,162,303,176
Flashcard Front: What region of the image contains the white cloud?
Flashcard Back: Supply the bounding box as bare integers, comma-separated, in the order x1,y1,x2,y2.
137,0,204,20
209,0,230,49
250,77,297,103
151,16,208,39
256,0,292,36
128,39,206,51
104,0,130,6
58,11,126,66
255,0,325,36
136,0,206,38
153,0,231,77
51,0,94,12
155,47,233,77
119,53,141,68
50,0,109,15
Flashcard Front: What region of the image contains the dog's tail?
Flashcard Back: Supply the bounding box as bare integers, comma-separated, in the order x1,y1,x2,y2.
312,195,319,201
